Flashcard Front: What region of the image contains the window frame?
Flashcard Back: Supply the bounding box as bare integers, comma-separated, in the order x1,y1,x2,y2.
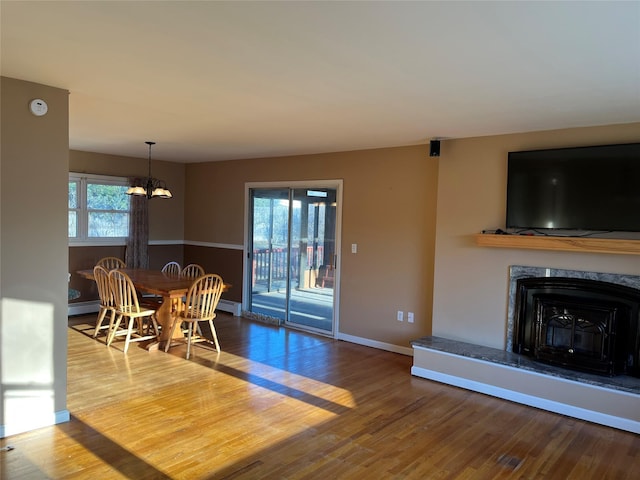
69,172,131,246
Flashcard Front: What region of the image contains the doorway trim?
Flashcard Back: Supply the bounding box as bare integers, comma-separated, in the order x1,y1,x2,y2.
243,180,343,337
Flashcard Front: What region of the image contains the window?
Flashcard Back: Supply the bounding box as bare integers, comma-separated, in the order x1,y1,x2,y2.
69,173,130,245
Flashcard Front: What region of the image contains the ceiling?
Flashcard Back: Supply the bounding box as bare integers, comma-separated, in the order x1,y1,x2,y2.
2,1,639,163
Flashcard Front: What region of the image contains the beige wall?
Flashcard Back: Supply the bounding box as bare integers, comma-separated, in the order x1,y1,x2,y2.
69,150,186,241
68,151,186,302
8,71,634,438
69,144,439,350
433,122,640,349
1,77,69,435
186,145,439,347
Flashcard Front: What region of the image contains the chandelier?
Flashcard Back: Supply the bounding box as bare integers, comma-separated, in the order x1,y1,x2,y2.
126,141,172,199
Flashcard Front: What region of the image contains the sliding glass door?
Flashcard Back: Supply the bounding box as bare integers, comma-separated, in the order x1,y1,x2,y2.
249,188,290,323
247,183,340,335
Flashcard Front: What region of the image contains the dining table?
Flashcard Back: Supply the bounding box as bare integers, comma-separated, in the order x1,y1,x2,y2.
77,268,229,351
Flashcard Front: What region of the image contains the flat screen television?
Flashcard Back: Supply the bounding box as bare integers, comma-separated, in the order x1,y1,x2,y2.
506,143,640,232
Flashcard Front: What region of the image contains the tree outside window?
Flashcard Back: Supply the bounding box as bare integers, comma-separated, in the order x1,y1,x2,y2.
69,174,130,244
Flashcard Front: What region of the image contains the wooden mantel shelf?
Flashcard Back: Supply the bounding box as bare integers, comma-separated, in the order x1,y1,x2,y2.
475,233,640,255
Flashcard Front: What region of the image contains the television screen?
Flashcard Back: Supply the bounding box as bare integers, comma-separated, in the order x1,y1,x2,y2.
506,143,640,232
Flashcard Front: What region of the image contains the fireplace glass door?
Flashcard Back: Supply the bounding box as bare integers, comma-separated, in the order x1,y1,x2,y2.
513,276,640,377
534,297,619,375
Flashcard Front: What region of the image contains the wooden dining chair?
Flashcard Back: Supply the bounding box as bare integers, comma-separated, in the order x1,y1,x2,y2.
92,265,117,339
162,261,181,276
142,261,183,303
107,269,159,353
96,256,125,270
181,263,205,279
164,273,224,359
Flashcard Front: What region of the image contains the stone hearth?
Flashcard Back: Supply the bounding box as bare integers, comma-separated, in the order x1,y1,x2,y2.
411,266,640,434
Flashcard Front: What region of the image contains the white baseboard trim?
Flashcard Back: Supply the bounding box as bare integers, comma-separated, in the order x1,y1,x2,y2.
0,409,70,438
411,364,640,434
57,409,71,424
68,300,100,316
336,332,413,356
218,299,242,316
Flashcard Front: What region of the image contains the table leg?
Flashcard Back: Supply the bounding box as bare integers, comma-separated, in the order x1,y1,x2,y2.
147,297,184,351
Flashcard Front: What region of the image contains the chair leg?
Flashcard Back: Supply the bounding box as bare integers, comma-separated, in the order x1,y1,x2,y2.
136,317,145,336
123,316,136,354
208,320,220,353
140,317,150,335
150,314,160,337
186,323,194,359
104,310,116,344
93,307,108,337
107,314,123,346
164,316,181,353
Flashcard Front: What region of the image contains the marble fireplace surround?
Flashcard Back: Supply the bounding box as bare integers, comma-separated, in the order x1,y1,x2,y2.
411,266,640,433
506,265,640,353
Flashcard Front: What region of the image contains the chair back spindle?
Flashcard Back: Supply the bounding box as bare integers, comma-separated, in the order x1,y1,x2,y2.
162,261,182,276
184,274,224,321
92,265,116,338
107,269,159,353
96,256,125,270
181,263,205,279
165,273,224,359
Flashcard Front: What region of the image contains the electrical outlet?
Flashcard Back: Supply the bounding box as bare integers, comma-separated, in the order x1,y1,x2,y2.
408,312,414,323
397,310,404,322
351,243,358,254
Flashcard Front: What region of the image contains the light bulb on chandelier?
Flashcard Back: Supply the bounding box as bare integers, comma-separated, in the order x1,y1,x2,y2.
125,141,172,199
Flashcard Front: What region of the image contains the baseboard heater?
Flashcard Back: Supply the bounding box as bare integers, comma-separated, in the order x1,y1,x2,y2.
68,301,100,317
69,299,242,317
217,299,242,316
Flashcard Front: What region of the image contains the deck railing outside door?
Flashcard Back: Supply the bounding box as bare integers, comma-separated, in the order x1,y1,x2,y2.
252,246,325,291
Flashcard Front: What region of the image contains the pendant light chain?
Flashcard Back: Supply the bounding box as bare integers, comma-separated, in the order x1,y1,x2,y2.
125,141,172,199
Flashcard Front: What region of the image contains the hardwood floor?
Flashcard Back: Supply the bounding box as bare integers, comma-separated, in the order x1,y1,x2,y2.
1,313,638,479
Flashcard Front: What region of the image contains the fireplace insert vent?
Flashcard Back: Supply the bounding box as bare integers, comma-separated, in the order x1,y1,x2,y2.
514,277,640,377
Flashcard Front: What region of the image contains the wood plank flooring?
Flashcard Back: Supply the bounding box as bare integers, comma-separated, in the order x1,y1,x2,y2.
1,313,638,479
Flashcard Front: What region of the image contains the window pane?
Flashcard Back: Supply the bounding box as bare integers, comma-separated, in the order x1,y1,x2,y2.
69,181,77,208
87,184,129,211
68,211,77,237
70,174,131,242
88,212,129,237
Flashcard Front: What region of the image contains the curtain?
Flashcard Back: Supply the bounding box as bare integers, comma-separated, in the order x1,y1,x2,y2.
125,178,149,268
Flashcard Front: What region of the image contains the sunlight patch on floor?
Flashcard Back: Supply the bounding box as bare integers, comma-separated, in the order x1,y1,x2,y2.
215,351,358,411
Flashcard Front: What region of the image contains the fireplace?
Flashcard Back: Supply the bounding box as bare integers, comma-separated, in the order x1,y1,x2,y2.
513,277,640,377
